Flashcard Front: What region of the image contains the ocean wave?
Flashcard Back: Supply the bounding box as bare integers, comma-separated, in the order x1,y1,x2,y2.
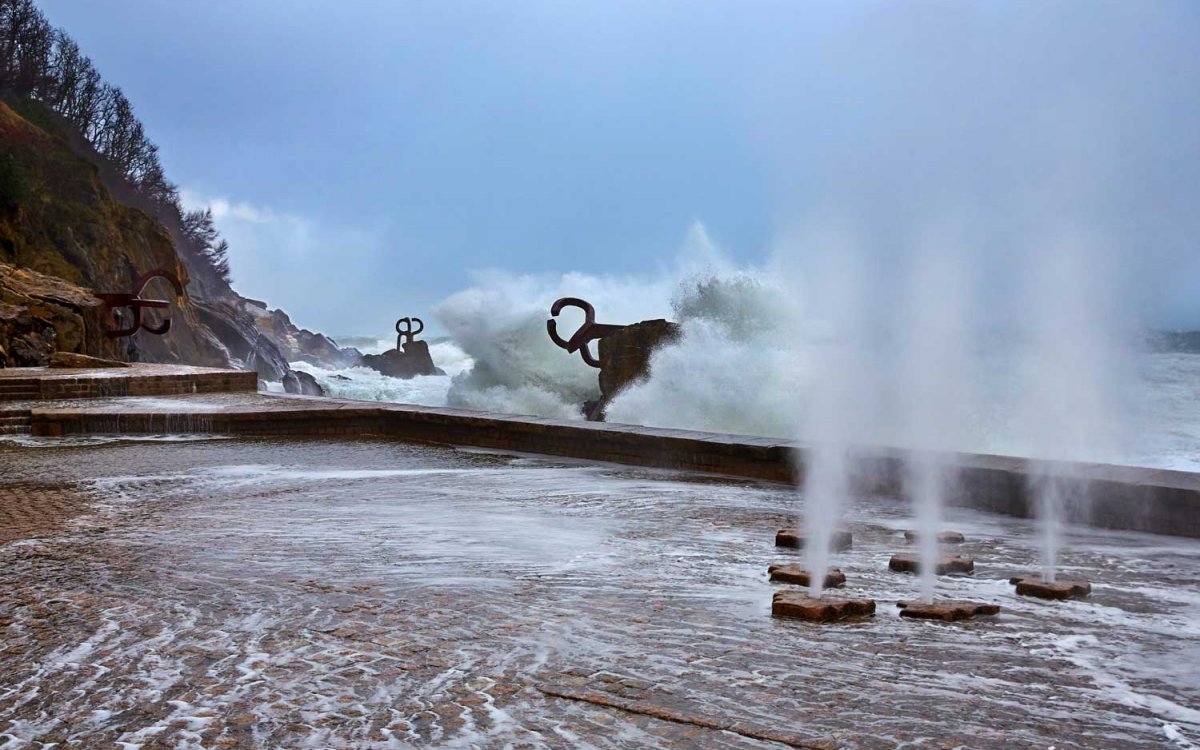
277,225,1200,473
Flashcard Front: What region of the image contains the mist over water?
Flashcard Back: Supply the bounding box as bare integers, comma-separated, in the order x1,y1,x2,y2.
287,221,1196,595
898,241,975,603
293,223,1199,482
1015,236,1129,581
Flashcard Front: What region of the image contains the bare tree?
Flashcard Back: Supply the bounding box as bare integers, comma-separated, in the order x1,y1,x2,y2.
0,0,236,286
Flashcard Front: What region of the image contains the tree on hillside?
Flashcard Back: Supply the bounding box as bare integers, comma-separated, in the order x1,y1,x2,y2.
0,0,233,284
181,207,231,281
46,31,103,131
0,0,52,94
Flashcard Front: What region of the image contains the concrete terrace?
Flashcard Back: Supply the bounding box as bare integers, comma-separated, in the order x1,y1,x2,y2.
2,363,1199,539
2,364,1200,748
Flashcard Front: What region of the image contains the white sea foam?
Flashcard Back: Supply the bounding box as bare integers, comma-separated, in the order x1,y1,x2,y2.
0,434,231,449
286,340,472,406
256,222,1200,472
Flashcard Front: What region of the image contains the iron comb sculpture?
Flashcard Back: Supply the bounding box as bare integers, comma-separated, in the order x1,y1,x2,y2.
396,317,425,350
546,297,622,368
94,269,185,338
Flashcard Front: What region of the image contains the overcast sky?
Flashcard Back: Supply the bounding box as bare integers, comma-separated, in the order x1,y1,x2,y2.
37,1,1200,335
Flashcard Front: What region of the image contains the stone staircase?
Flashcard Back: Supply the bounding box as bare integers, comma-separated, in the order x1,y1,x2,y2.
0,408,32,435
0,380,39,402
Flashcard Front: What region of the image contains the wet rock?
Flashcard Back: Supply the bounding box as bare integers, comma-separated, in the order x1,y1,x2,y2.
767,564,845,588
775,528,853,552
49,352,129,368
903,530,965,544
896,600,1001,621
246,302,361,369
361,340,444,379
1009,576,1091,600
889,553,974,575
1,263,121,366
190,298,292,380
771,591,875,622
8,328,52,364
282,370,325,397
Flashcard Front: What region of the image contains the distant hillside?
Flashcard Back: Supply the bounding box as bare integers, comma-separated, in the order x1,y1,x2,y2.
0,0,356,374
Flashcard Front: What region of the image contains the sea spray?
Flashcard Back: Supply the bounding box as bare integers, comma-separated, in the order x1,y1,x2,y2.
799,332,862,599
279,225,1196,479
802,443,847,599
605,273,809,435
898,238,975,604
781,232,873,599
1017,233,1128,583
1035,475,1063,583
433,227,766,421
288,341,472,406
910,461,942,603
433,267,681,419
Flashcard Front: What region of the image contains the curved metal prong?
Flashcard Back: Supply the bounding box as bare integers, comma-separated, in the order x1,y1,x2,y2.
546,296,623,368
550,297,596,326
546,318,573,350
105,307,140,338
579,342,601,368
133,269,184,298
141,311,171,335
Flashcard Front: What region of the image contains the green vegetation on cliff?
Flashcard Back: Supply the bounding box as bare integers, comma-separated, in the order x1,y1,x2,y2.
0,98,181,287
0,97,231,366
0,0,232,288
0,0,356,375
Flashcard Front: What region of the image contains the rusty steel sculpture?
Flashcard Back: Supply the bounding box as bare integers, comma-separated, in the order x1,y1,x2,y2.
546,297,622,368
396,317,425,349
95,269,185,338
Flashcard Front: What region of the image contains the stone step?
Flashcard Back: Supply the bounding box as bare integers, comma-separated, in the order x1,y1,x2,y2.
0,393,38,402
0,410,32,435
0,382,39,392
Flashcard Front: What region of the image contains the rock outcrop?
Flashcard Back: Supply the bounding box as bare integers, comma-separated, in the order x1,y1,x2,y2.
282,369,326,397
188,297,292,381
244,300,360,369
0,263,122,366
586,319,680,420
361,340,444,379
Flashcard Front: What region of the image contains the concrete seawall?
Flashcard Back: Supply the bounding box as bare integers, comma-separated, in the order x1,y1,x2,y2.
29,392,1200,539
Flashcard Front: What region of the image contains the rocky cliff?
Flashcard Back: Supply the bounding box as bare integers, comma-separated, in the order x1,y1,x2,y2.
0,96,344,376
245,300,360,369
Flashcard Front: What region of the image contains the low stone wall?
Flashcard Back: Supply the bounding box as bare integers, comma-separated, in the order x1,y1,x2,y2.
29,396,1200,539
1,366,258,401
39,371,258,400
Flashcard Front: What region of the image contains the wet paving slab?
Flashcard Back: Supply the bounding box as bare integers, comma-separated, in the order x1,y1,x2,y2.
1,436,1198,749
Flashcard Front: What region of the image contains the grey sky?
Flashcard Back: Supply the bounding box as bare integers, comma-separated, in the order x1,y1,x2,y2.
36,0,1200,334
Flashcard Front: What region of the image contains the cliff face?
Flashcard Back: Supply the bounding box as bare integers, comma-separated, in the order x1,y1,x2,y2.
0,97,345,376
246,301,361,369
0,261,116,366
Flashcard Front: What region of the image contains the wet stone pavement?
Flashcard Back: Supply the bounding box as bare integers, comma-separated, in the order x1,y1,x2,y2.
1,436,1198,749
